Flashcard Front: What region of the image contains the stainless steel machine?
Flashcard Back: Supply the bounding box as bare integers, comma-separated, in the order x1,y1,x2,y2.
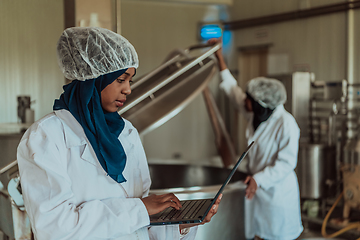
292,78,360,238
297,142,336,199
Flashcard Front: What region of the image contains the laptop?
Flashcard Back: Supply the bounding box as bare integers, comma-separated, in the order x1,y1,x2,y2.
149,141,254,225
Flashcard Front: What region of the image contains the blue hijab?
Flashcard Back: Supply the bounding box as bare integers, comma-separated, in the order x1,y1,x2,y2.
53,69,128,183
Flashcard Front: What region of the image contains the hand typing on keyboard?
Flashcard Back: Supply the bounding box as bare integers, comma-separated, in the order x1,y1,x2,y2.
141,193,182,216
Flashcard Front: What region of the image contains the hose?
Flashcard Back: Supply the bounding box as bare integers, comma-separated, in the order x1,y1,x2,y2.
321,191,360,239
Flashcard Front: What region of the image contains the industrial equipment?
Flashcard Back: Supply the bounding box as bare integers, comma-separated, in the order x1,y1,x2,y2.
297,142,336,200
0,161,31,240
267,71,360,238
293,78,360,239
17,96,34,124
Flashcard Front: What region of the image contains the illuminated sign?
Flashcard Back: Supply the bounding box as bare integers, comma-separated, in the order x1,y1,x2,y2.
200,24,222,40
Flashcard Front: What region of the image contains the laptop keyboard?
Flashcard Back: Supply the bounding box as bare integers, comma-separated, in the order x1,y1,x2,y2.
158,199,208,220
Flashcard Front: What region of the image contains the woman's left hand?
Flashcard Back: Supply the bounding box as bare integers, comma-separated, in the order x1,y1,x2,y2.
179,194,222,232
244,176,258,199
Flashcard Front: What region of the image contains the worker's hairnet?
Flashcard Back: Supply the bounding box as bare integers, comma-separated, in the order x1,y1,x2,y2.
246,77,287,109
57,27,139,81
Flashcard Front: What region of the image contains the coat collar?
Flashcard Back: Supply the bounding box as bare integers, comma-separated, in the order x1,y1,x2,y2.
256,104,285,126
247,105,285,139
54,110,101,167
54,109,87,148
269,104,285,119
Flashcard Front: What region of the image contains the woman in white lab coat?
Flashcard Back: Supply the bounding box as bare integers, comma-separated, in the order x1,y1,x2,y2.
209,39,303,240
16,27,221,240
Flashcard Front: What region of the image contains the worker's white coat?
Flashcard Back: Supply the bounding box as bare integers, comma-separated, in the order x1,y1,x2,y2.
220,69,303,240
17,109,197,240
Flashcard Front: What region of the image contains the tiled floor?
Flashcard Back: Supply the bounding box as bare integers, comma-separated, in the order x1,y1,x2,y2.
296,221,357,240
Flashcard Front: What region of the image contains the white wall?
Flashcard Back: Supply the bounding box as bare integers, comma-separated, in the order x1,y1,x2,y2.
226,0,359,82
232,13,347,81
228,0,344,19
121,1,227,162
0,0,65,124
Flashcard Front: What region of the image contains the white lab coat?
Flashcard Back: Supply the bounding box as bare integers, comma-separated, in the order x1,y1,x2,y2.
17,109,197,240
220,69,303,240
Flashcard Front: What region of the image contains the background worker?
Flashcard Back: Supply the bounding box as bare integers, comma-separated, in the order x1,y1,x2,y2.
208,38,303,240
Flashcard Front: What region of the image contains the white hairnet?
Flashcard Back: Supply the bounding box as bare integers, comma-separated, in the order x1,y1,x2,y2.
57,27,139,81
246,77,287,109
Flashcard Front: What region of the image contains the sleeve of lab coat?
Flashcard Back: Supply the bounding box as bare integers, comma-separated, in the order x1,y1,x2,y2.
219,69,252,120
148,225,198,240
17,125,150,240
252,120,300,190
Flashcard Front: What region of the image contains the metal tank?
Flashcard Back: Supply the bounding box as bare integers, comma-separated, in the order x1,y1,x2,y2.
296,142,336,199
148,163,247,240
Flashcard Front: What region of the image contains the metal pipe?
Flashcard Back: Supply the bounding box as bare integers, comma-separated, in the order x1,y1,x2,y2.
223,1,360,30
0,160,17,175
346,0,356,140
113,0,122,34
336,130,342,195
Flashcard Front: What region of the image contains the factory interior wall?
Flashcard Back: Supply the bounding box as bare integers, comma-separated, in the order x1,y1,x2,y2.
0,0,65,124
227,0,359,83
230,13,348,82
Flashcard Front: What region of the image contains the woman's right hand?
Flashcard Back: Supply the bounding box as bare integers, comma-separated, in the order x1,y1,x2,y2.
207,38,222,57
141,193,182,216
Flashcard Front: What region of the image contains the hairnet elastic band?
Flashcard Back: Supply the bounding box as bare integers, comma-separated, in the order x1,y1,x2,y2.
246,91,271,109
